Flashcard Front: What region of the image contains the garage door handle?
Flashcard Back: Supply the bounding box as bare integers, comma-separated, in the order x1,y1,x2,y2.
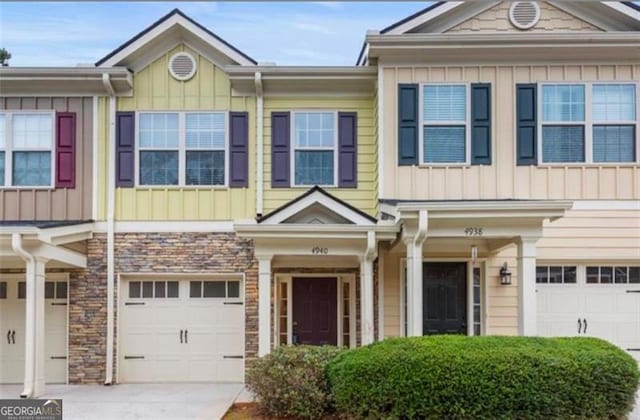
124,356,145,360
51,302,67,306
180,330,183,344
125,302,145,306
11,330,15,344
577,318,582,334
224,302,243,305
223,355,244,359
50,356,67,360
184,330,188,344
626,290,640,293
583,318,587,334
627,349,640,351
6,330,10,345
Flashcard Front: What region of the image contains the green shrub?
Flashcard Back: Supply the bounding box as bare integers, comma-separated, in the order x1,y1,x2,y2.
328,336,639,420
247,345,343,419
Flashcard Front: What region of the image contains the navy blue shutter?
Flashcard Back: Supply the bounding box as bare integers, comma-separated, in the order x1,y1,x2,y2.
116,112,135,187
271,112,290,188
229,112,249,187
470,83,492,165
398,84,419,165
516,84,538,165
338,112,357,188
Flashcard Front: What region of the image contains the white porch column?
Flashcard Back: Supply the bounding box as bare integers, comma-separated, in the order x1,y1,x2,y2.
21,256,47,398
33,257,47,396
258,255,272,357
517,237,538,336
404,210,428,337
360,257,375,345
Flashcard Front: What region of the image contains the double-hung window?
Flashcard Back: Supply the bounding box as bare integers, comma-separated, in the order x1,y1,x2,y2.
421,84,468,164
0,112,54,187
293,111,336,186
539,83,637,163
138,111,227,186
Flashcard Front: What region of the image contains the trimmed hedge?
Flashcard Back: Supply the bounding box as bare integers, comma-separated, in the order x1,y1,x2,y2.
327,336,639,419
247,345,343,419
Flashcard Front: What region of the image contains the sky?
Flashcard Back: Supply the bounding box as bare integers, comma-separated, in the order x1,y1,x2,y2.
0,1,426,67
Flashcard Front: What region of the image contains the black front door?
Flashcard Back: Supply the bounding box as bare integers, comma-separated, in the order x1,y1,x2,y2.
423,263,467,335
292,277,338,345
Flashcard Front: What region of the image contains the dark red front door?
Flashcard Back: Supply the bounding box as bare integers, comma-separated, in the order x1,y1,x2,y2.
292,277,337,345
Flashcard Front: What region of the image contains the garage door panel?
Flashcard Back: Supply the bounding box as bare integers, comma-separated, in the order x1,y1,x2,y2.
120,279,244,383
547,294,580,314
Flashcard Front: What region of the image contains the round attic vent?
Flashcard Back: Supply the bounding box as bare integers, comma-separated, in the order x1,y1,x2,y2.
509,1,541,30
168,52,196,81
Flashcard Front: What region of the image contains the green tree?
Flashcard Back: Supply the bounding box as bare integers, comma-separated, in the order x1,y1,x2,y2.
0,48,12,66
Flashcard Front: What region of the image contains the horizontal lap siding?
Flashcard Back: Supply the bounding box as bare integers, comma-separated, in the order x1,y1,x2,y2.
102,44,256,221
382,64,640,201
0,97,93,220
263,96,378,216
538,209,640,260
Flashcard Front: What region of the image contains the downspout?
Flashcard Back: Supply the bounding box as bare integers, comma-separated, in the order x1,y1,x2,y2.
12,233,35,398
255,72,264,216
102,73,116,385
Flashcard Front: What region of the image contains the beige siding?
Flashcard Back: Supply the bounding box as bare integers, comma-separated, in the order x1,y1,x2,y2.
0,97,93,220
382,64,640,200
263,96,378,216
446,1,602,33
103,44,257,221
539,209,640,260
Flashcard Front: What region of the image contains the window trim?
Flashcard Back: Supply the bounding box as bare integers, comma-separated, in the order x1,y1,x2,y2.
290,110,339,188
134,110,229,188
0,110,56,189
418,82,471,166
537,81,639,165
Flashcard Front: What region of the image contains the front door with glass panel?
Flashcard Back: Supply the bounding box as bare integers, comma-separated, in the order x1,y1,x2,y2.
422,263,467,335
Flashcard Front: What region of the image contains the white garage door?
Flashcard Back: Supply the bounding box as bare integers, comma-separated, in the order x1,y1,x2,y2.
0,277,68,384
537,265,640,361
119,279,244,383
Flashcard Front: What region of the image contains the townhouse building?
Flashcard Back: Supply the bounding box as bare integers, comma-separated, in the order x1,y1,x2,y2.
0,1,638,398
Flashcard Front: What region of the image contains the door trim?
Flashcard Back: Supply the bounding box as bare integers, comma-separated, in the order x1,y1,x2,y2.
399,258,486,338
274,273,356,348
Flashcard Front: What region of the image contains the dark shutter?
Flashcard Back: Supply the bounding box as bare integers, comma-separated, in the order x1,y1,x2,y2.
55,112,76,188
338,112,357,188
229,112,249,188
470,83,492,165
516,84,538,166
271,112,290,188
398,84,419,165
116,112,135,187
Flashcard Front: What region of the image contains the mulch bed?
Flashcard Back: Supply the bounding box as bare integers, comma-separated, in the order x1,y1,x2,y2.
223,403,343,420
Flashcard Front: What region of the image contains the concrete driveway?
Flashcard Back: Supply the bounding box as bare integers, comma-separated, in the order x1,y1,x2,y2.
0,383,243,420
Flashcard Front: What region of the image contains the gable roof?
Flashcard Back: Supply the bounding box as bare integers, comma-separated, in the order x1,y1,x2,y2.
257,186,377,225
95,8,256,69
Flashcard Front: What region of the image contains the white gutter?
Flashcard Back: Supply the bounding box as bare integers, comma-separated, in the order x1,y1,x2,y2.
255,72,264,216
103,73,116,385
91,96,99,220
11,233,35,398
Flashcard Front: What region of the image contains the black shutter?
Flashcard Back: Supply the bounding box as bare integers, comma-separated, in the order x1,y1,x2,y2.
516,84,538,166
398,84,419,165
116,112,135,187
271,112,290,187
229,112,249,187
338,112,357,188
471,83,492,165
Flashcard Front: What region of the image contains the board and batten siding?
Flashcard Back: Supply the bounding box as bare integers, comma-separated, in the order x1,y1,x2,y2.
0,97,93,220
263,96,378,216
382,64,640,201
98,44,256,221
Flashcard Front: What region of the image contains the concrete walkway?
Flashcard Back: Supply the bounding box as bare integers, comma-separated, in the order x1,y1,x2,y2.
0,383,243,420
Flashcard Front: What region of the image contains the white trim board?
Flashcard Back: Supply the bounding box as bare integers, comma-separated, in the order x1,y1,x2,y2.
93,221,235,233
571,200,640,211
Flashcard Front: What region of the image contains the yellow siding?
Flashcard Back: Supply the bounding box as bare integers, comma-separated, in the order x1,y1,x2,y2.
382,64,640,200
98,44,256,220
539,209,640,260
263,96,378,216
446,1,602,33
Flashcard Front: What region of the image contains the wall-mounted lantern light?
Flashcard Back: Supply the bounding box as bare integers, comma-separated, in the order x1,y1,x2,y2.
500,262,512,285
